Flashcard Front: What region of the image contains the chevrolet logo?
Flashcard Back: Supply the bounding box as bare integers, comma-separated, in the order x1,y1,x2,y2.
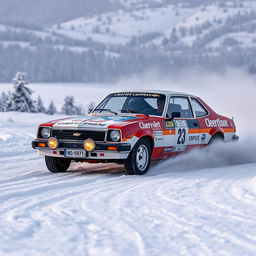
73,133,81,137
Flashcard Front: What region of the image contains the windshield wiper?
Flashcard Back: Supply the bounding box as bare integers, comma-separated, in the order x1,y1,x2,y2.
121,109,149,117
93,108,118,115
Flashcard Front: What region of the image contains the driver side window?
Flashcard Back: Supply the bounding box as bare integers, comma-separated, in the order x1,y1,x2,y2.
168,97,193,118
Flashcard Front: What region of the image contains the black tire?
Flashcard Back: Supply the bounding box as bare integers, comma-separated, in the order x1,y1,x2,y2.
124,138,151,175
45,156,71,173
208,134,223,145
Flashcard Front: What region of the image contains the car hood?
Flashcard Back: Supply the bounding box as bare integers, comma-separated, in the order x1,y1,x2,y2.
45,115,147,129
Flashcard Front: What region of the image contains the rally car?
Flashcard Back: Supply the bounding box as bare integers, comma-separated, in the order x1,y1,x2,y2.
32,90,239,175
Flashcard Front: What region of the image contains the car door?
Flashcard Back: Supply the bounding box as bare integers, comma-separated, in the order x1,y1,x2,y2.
190,97,210,145
164,96,199,153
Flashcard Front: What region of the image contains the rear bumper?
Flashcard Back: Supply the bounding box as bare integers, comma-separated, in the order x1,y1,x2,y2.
31,140,131,160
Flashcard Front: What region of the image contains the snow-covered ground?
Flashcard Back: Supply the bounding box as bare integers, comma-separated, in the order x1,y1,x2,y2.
1,71,256,255
0,111,256,256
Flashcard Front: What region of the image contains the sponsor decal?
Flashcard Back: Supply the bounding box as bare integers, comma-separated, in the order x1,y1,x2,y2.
153,131,163,142
189,135,200,142
54,121,81,127
153,131,163,136
205,118,228,127
175,120,187,128
201,134,206,142
139,121,161,130
165,121,175,128
82,120,108,127
164,147,173,152
155,136,163,142
174,145,186,152
113,92,161,97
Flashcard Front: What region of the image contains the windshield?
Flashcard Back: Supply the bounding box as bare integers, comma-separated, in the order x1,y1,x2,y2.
93,92,166,116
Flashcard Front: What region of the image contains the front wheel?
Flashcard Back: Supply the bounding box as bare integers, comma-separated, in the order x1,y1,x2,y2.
45,156,71,173
124,139,151,175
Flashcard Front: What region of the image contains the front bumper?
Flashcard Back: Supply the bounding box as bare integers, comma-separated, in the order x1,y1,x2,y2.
32,140,131,160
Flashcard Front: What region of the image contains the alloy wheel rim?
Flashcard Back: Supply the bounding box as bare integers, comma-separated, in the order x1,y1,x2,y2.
136,145,149,171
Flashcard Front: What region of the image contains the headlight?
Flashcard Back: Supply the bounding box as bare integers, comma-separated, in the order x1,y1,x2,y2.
40,127,50,138
110,130,121,142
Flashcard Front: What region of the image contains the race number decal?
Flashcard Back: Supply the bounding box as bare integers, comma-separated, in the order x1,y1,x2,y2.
177,128,186,144
174,120,188,150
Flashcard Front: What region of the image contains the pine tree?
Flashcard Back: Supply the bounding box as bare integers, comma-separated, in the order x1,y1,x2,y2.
0,92,9,112
169,28,179,44
36,96,46,113
0,96,2,112
46,101,57,115
77,105,85,116
7,72,36,112
87,102,95,114
61,96,79,115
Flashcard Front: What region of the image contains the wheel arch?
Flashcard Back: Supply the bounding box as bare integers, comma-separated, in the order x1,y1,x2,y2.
210,130,225,142
139,135,154,152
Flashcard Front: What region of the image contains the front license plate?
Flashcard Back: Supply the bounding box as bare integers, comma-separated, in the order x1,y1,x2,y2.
64,149,87,158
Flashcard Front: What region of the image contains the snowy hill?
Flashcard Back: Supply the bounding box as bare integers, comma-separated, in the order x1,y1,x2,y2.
51,4,194,45
51,0,256,48
0,0,256,82
0,0,120,27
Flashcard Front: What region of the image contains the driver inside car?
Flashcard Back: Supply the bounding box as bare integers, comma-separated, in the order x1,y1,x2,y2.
157,97,165,114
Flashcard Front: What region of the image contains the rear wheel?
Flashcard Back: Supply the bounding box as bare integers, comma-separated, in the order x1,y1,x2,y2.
124,138,151,175
208,134,223,145
45,156,71,173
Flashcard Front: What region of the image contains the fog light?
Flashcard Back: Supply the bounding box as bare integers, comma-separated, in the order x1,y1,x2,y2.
83,138,95,152
48,137,59,149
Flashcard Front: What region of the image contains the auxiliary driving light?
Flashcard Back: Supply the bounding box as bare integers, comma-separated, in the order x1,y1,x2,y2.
47,137,59,149
83,138,95,152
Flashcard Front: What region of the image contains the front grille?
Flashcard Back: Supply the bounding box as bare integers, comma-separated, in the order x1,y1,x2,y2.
52,130,105,141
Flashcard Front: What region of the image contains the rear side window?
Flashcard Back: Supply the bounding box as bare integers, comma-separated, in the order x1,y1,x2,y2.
191,98,208,117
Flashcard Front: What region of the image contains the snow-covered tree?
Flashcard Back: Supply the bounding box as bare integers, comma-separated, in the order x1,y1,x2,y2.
169,28,179,44
0,96,3,112
46,101,57,115
36,96,46,113
76,105,85,116
87,102,95,113
61,96,82,115
0,92,9,112
7,72,36,112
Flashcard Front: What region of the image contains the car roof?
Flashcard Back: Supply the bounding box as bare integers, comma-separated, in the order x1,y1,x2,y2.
111,89,196,97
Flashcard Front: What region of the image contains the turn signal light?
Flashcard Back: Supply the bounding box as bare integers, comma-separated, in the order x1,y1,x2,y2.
38,142,46,147
83,139,95,152
48,137,59,149
107,146,117,151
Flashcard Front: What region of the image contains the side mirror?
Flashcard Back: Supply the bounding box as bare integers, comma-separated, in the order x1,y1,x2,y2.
171,111,181,119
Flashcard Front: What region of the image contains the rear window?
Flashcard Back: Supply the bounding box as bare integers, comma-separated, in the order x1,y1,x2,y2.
191,98,208,117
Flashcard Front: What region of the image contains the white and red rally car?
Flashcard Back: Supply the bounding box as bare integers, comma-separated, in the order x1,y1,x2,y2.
32,91,239,175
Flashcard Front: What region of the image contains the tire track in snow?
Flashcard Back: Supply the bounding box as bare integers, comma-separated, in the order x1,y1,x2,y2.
1,117,256,255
